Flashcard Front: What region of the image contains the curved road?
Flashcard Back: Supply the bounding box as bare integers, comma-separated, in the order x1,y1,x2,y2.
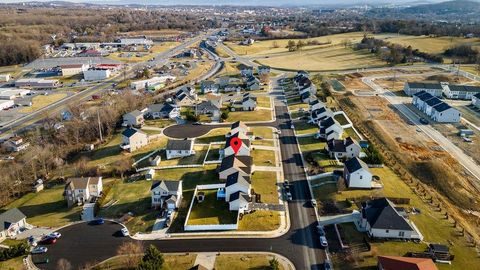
33,76,326,270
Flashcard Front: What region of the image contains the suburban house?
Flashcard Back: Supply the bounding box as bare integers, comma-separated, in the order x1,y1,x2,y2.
309,99,326,112
60,64,89,77
228,191,251,212
442,84,480,100
2,136,30,152
227,121,251,138
146,103,180,119
377,256,438,270
175,85,197,106
195,100,221,121
231,93,257,112
238,64,254,77
223,84,243,93
218,155,253,180
412,91,461,123
245,76,261,91
326,137,361,159
310,107,333,124
258,66,271,75
120,128,149,152
240,38,255,46
0,208,27,240
201,80,220,94
225,171,251,202
64,177,103,207
166,139,195,160
150,180,183,210
317,117,343,141
343,157,372,189
130,76,176,91
472,93,480,109
403,82,443,97
223,133,251,157
357,197,423,240
122,110,145,127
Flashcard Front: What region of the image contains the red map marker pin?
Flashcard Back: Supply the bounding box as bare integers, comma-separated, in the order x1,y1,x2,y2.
230,137,242,155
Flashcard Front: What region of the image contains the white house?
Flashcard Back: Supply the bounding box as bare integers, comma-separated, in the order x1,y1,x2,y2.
130,76,176,91
195,100,221,121
0,73,11,82
227,121,250,139
83,68,111,81
356,198,423,240
326,137,361,159
223,84,243,93
150,180,183,210
229,191,250,212
343,157,372,189
472,93,480,109
201,80,220,94
0,208,27,240
166,139,195,160
120,128,149,152
147,103,180,119
60,64,89,77
223,135,251,157
239,64,254,77
431,103,461,123
309,99,326,112
403,82,443,97
241,93,257,111
317,117,343,141
64,177,103,207
219,155,252,180
310,107,333,124
123,110,144,127
225,171,251,201
2,136,29,152
442,84,480,100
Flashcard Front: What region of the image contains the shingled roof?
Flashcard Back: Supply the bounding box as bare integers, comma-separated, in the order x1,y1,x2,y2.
0,208,26,231
362,198,414,231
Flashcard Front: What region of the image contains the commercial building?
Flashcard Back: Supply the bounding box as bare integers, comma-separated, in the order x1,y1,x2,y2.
15,78,59,89
84,68,111,81
60,64,89,77
0,89,31,100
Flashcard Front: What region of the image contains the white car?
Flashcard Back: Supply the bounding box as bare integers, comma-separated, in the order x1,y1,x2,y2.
31,246,48,254
48,232,61,239
320,236,328,248
121,228,129,237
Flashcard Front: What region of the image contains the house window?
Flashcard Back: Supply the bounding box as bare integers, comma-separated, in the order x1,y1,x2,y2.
385,229,389,233
399,231,405,237
360,175,363,180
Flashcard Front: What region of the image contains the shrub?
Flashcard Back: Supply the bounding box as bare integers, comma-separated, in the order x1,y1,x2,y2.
0,243,28,261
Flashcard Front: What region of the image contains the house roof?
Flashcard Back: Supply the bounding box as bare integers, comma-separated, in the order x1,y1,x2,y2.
231,121,247,130
407,82,443,90
432,102,452,112
362,198,414,231
220,155,252,174
196,100,220,111
320,117,336,128
474,93,480,99
312,107,328,118
424,97,442,107
148,103,176,114
414,91,434,101
151,180,181,192
429,243,449,253
128,110,143,118
0,208,26,230
166,139,193,151
447,84,480,93
229,191,250,202
377,256,438,270
65,177,101,190
344,157,369,173
226,171,251,188
225,133,251,149
327,139,347,153
122,128,145,138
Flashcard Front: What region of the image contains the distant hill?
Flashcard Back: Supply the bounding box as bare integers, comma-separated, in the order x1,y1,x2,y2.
402,0,480,14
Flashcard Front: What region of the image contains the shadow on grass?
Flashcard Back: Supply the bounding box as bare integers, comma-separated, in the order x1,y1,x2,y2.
17,201,81,224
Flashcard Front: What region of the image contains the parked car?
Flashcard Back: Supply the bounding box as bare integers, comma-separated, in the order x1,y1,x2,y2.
31,246,48,254
47,232,61,239
290,124,295,129
90,218,105,225
121,228,129,237
311,199,317,207
40,236,56,245
286,191,292,201
320,236,328,248
323,259,332,270
27,236,37,247
419,118,428,124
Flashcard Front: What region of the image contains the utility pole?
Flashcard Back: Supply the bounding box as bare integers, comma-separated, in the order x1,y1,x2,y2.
97,109,103,142
392,68,397,91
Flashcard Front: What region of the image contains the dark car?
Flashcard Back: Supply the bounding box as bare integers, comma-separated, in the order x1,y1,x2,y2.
39,236,57,245
90,218,105,225
324,259,332,270
419,118,429,124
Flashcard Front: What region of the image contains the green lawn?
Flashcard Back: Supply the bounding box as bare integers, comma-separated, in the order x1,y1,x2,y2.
344,127,361,141
195,128,229,144
298,136,326,153
252,140,275,147
313,166,480,270
215,254,285,270
251,127,274,139
288,103,309,111
238,210,281,231
151,145,208,167
92,253,196,270
227,109,272,122
293,121,318,135
291,110,307,119
0,257,24,270
252,149,276,167
205,144,222,161
186,190,238,225
3,185,82,227
256,96,271,108
333,113,349,126
144,118,176,128
251,171,278,204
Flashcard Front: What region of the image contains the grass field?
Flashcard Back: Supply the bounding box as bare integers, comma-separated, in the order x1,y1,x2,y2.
227,109,272,122
293,121,318,135
252,149,276,167
257,46,386,72
251,171,278,204
0,257,24,270
256,96,271,108
92,253,196,270
298,136,326,153
107,42,180,63
3,185,82,227
313,166,480,270
19,93,68,113
156,145,208,167
186,190,238,225
225,32,367,56
215,254,284,270
373,33,480,55
144,118,176,128
195,128,229,144
251,127,274,139
238,210,281,231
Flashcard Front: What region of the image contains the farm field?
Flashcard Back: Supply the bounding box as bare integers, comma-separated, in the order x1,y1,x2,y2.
225,32,367,56
257,46,386,72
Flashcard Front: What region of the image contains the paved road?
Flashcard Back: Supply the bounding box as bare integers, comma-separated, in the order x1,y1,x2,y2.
363,76,480,186
33,76,325,270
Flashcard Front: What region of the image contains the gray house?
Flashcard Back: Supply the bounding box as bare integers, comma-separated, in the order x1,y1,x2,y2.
0,208,27,240
151,180,183,210
166,139,195,160
122,110,144,127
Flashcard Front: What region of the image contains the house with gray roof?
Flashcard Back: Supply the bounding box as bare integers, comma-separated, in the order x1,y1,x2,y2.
442,84,480,100
120,128,148,152
225,171,251,202
343,157,372,189
64,177,103,207
472,93,480,109
412,91,461,122
219,155,252,180
403,82,443,97
258,66,271,75
200,80,219,94
0,208,27,240
326,137,361,159
316,116,343,141
195,100,221,120
147,103,180,119
229,191,250,212
166,139,195,160
122,110,144,127
150,180,183,210
357,197,423,240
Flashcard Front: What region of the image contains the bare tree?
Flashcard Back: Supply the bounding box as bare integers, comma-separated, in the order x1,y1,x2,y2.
116,241,144,269
56,258,72,270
